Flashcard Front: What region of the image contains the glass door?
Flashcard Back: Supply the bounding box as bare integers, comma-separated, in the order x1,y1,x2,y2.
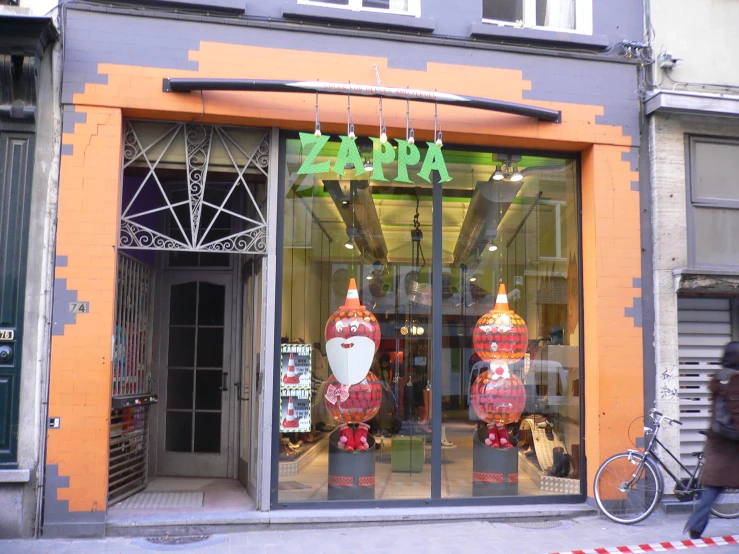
156,273,233,477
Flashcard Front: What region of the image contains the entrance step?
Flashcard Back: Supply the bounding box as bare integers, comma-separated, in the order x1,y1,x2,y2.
661,496,696,514
106,503,597,537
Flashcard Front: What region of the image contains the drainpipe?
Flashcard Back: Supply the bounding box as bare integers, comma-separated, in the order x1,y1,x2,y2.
34,31,63,539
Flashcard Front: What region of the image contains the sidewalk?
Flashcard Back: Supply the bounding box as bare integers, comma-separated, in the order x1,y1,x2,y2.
1,512,739,553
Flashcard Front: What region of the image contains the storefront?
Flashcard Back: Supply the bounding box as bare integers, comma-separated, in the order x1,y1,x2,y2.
44,1,645,537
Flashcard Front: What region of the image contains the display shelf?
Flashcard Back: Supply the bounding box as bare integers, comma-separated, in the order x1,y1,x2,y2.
518,450,579,494
278,432,331,477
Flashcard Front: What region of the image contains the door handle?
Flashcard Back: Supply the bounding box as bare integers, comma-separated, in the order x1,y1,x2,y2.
234,381,249,402
221,372,228,392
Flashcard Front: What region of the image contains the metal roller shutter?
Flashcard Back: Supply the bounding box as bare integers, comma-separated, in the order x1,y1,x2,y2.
677,297,731,471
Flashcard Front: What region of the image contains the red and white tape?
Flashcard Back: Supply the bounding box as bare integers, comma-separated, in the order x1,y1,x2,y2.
550,534,739,554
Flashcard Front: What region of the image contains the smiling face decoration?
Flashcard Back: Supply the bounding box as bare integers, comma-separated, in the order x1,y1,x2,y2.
324,278,381,386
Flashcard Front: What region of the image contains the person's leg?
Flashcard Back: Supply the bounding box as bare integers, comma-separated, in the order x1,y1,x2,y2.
685,486,724,538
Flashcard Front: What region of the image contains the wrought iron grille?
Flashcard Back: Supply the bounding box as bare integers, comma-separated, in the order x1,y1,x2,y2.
120,120,269,254
113,253,152,397
109,405,149,505
109,253,153,504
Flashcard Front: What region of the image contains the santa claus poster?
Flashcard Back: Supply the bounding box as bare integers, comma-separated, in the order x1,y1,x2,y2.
280,344,312,388
279,389,311,433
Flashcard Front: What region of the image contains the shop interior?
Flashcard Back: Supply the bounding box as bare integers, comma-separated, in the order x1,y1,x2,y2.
278,136,582,502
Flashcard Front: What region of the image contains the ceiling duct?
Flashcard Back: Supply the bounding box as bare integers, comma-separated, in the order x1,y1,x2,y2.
324,180,388,262
452,179,523,267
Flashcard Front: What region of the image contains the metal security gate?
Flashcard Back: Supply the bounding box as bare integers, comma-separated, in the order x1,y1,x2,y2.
109,253,157,505
677,297,732,471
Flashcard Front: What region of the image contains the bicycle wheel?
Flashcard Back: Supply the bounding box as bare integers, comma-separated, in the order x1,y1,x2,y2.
711,489,739,518
594,452,663,524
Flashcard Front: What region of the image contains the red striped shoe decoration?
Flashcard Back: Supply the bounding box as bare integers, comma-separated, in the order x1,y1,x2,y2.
549,534,739,554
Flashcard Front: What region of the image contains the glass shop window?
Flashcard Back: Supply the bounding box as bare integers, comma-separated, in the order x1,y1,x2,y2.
277,136,581,503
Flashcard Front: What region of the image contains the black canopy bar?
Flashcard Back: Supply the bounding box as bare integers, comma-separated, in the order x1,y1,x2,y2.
162,78,562,123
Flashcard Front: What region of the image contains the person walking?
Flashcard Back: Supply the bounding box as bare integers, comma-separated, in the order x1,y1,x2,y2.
685,341,739,539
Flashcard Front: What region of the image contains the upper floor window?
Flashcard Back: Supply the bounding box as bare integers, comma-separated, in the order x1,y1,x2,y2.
687,136,739,269
483,0,592,34
299,0,421,17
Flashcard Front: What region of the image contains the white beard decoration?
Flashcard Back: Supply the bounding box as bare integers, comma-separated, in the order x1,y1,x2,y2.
326,336,377,386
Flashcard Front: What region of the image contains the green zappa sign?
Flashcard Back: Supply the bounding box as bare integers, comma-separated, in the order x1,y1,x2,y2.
296,132,452,183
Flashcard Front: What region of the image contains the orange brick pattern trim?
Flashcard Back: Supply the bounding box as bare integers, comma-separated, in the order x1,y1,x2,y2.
473,472,504,483
328,475,354,487
47,105,123,514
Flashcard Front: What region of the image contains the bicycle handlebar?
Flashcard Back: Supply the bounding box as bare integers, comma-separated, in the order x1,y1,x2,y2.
649,408,682,426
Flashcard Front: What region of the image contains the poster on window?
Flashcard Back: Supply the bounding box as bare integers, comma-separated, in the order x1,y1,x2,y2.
279,388,311,433
279,343,312,432
280,343,312,387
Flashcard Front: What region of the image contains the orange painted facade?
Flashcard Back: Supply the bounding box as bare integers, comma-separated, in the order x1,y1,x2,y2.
51,41,642,515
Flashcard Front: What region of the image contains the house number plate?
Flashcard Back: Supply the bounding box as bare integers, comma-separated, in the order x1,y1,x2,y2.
69,302,90,314
0,329,14,340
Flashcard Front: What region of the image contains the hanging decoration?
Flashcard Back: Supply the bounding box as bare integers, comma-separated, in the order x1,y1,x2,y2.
324,278,382,452
469,283,528,448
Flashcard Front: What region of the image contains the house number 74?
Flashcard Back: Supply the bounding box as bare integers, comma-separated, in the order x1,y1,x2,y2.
69,302,90,314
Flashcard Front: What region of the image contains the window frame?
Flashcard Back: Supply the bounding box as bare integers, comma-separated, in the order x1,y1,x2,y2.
298,0,422,18
686,134,739,269
482,0,593,35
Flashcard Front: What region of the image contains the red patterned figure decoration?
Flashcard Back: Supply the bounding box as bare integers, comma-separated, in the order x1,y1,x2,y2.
325,278,381,385
470,284,528,448
472,283,528,363
325,373,383,425
470,362,526,426
324,278,383,451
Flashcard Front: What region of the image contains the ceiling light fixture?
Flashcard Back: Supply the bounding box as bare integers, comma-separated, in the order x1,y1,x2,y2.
491,158,525,182
469,277,477,282
344,240,354,250
488,244,498,252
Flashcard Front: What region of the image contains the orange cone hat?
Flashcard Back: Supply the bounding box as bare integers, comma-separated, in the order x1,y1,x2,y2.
344,278,361,308
492,283,511,312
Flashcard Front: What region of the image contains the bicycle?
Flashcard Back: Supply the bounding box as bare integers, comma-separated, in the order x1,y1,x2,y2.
594,408,739,524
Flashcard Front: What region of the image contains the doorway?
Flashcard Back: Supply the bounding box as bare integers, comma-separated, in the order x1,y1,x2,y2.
154,271,236,478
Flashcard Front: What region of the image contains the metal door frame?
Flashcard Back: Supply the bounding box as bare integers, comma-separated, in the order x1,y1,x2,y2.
151,267,241,478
